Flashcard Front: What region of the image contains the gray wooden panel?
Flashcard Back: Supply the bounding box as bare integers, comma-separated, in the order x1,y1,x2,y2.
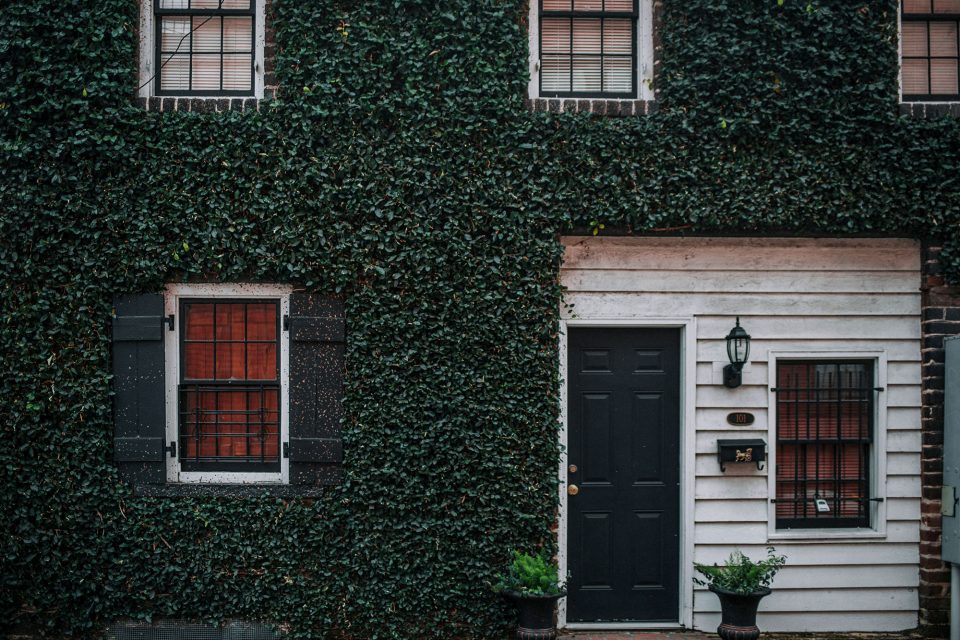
942,336,960,564
112,294,166,484
288,292,345,485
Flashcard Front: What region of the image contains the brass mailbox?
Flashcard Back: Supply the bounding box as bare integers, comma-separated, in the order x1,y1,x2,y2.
717,439,766,472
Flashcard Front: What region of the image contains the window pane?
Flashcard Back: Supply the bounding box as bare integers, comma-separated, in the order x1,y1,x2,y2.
215,342,246,379
160,53,191,91
935,0,960,12
775,362,872,528
192,16,222,53
542,0,572,9
604,0,634,10
930,21,958,55
603,56,632,93
159,0,189,8
214,303,244,340
160,17,191,53
932,58,959,92
572,18,602,54
180,388,279,463
222,55,251,90
541,55,571,92
246,303,276,340
572,55,602,92
192,0,252,8
902,22,928,57
246,343,277,380
184,343,214,379
573,0,602,10
184,303,214,339
223,16,253,52
190,53,220,90
903,58,930,93
603,18,632,54
542,17,571,53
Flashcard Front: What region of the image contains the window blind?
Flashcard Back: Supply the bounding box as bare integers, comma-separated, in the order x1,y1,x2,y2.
540,0,637,97
156,0,254,95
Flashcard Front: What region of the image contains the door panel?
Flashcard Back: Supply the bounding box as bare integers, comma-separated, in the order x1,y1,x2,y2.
567,327,681,623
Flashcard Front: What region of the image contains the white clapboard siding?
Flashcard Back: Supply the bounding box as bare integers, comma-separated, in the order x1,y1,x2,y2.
564,292,920,317
695,611,918,633
561,237,921,632
695,521,920,545
698,338,922,363
562,237,920,271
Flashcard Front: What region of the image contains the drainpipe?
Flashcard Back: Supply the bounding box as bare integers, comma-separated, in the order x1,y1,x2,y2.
953,563,959,640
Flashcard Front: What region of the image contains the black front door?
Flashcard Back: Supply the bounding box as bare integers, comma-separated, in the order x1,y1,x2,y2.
566,327,681,623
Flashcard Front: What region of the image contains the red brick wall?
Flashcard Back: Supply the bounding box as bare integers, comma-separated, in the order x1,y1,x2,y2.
920,242,960,637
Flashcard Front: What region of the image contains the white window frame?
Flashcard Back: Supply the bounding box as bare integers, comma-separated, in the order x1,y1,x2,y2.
164,283,290,484
527,0,655,102
766,350,888,541
138,0,266,99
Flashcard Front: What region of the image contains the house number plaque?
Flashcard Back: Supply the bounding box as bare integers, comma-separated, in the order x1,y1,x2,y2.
726,412,755,426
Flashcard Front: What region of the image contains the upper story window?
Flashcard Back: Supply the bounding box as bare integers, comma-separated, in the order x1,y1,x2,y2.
774,361,876,529
528,0,654,101
139,0,264,99
902,0,960,101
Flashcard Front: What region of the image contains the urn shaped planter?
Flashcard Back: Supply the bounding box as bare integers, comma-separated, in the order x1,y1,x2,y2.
709,584,771,640
503,590,566,640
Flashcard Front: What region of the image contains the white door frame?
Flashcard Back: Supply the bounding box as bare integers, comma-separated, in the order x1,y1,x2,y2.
558,316,697,630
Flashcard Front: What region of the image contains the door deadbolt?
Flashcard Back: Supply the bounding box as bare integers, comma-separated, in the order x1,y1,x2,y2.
568,464,578,474
567,484,579,496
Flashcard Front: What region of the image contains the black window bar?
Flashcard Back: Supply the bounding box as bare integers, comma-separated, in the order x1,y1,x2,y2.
773,361,877,529
178,384,280,472
178,299,281,473
539,0,639,99
901,0,960,102
154,0,256,97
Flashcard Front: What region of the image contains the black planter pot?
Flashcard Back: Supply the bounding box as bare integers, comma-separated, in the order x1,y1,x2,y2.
708,584,771,640
502,591,566,640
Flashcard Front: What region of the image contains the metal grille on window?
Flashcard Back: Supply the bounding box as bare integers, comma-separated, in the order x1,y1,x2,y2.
178,300,280,472
775,361,874,529
156,0,255,95
902,0,960,100
540,0,637,98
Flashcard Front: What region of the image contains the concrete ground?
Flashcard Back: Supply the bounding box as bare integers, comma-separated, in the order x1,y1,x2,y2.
558,632,925,640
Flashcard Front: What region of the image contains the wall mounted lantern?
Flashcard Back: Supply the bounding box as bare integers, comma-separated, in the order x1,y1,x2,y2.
723,317,751,388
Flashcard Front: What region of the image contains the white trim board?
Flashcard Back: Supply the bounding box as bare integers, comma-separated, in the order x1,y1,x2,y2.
558,316,697,630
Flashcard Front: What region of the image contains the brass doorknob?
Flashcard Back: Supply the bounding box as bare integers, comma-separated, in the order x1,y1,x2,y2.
568,484,579,496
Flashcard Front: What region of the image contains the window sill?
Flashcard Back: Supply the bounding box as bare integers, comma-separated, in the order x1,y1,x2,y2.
136,91,274,113
133,483,329,498
768,529,886,543
899,101,960,119
526,97,657,117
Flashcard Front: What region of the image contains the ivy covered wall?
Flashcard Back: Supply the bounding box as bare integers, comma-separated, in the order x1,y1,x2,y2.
1,0,958,637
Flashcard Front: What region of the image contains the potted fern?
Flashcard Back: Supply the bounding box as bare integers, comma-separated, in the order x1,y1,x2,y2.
694,547,786,640
496,550,566,640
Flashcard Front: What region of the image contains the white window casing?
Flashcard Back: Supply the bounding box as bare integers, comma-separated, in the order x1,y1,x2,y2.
163,283,291,484
138,0,265,99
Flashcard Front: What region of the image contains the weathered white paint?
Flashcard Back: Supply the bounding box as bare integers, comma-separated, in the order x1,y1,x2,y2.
164,283,291,484
560,237,921,633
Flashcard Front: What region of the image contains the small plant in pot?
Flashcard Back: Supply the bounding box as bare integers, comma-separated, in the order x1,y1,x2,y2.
694,547,786,640
496,550,566,640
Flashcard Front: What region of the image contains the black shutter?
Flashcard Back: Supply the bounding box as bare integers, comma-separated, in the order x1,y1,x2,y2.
288,293,345,485
112,294,168,485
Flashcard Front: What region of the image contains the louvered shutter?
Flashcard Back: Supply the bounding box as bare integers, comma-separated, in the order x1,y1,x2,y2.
112,294,168,485
287,293,345,486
